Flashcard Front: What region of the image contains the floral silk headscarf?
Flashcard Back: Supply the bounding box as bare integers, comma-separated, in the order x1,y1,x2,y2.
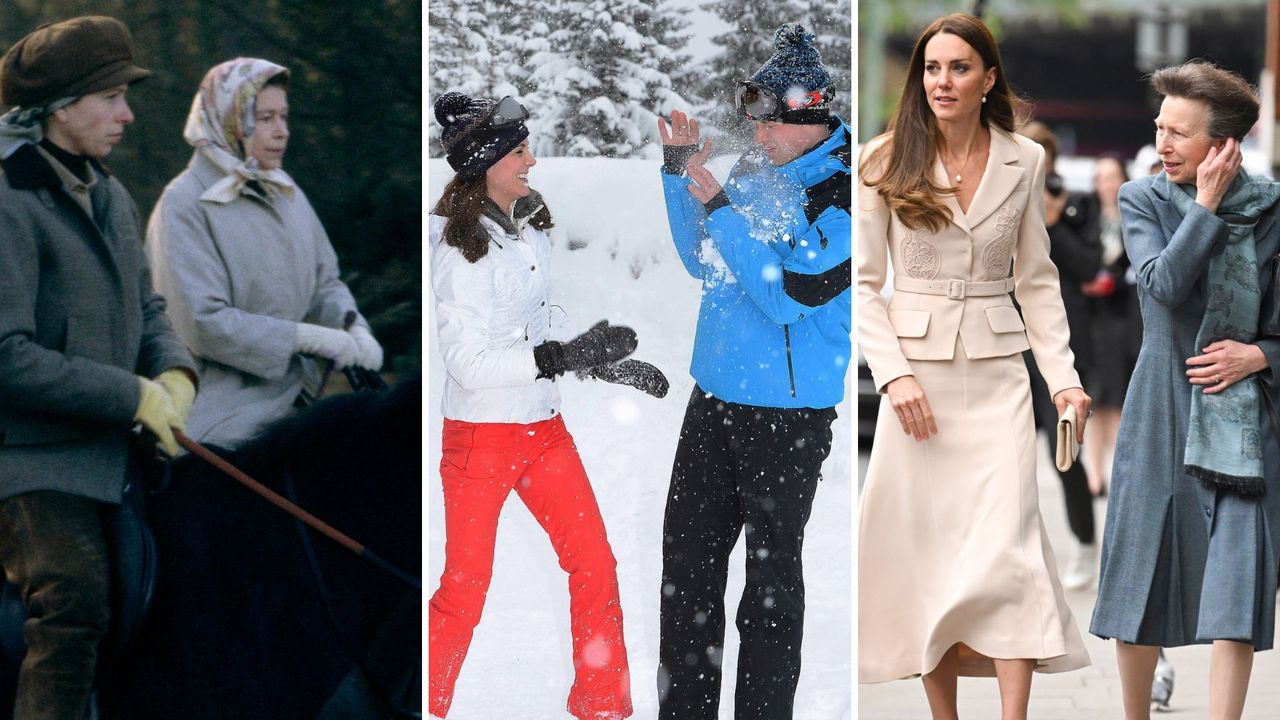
183,57,296,203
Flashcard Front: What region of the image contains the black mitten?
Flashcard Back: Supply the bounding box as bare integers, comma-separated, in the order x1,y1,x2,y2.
534,321,637,379
577,359,670,398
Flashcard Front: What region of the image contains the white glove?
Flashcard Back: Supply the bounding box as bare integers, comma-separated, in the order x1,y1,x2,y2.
349,324,384,371
295,322,359,369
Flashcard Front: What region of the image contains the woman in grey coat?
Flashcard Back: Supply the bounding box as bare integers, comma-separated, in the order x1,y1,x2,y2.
1090,61,1280,720
146,58,382,448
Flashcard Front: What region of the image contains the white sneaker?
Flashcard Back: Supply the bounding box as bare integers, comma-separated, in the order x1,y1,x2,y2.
1061,542,1096,591
1151,648,1175,712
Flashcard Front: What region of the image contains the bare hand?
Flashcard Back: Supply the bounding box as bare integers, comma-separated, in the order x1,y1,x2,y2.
885,376,938,441
658,109,700,147
1186,339,1268,394
1053,387,1092,444
1195,138,1243,213
685,140,721,203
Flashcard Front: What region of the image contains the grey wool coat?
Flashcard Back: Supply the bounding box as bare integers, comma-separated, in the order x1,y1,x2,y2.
1091,174,1280,649
145,152,367,448
0,144,195,504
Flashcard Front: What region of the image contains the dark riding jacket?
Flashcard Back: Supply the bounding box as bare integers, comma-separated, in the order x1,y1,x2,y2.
0,143,194,503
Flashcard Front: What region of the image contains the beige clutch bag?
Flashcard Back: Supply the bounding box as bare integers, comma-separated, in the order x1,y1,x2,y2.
1056,405,1080,472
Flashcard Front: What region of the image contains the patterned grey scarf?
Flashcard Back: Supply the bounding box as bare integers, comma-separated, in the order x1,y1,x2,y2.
1166,170,1280,496
0,97,78,160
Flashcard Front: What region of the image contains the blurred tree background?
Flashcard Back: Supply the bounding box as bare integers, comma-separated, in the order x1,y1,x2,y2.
0,0,423,375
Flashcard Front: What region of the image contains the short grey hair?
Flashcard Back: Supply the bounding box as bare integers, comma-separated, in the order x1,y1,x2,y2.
1151,60,1259,141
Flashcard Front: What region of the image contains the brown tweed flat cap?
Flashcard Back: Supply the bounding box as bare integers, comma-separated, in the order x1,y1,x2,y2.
0,16,150,108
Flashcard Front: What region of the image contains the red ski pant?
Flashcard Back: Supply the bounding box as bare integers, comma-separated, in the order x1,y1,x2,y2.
429,415,632,719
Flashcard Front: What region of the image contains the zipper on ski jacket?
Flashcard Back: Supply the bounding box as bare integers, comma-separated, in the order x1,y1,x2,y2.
784,324,797,398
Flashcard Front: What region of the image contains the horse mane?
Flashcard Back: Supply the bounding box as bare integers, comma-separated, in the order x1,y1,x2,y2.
166,375,422,568
227,375,422,477
107,376,423,719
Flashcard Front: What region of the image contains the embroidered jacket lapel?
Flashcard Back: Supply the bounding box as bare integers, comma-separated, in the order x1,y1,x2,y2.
966,130,1024,229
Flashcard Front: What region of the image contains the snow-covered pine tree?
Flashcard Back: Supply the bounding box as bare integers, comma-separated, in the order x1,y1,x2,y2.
809,0,852,123
524,0,694,158
429,0,549,155
428,0,496,156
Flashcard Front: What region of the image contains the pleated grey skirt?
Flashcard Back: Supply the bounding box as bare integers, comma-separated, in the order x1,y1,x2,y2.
1093,458,1280,650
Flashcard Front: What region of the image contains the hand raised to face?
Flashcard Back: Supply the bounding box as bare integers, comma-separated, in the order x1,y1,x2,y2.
1195,137,1243,213
658,109,700,147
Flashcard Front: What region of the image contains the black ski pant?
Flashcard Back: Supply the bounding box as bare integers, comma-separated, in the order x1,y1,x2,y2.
657,387,836,720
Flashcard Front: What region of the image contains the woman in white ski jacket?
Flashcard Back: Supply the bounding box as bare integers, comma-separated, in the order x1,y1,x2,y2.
427,91,652,720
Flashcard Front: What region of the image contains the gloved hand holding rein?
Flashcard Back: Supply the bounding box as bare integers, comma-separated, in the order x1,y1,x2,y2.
155,368,197,425
134,377,183,457
348,324,384,371
534,320,637,379
295,322,360,369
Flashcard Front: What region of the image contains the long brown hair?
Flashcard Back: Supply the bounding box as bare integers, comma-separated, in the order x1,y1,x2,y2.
860,13,1028,232
431,174,554,263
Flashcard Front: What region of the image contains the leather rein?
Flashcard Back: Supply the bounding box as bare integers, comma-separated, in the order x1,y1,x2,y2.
173,430,420,590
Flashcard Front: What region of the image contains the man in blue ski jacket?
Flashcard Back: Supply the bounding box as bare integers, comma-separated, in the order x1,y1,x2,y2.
654,22,851,720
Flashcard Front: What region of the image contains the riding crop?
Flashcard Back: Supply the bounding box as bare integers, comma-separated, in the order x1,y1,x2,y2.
173,429,420,589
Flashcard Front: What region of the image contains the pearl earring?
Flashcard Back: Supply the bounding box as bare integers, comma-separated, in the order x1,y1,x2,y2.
981,95,987,104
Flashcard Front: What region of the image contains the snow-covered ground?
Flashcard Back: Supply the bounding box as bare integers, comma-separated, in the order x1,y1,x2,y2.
427,157,853,719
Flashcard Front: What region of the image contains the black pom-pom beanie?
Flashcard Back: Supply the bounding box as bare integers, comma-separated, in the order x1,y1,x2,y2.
434,91,529,178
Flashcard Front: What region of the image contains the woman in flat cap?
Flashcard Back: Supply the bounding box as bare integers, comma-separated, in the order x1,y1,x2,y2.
0,16,196,719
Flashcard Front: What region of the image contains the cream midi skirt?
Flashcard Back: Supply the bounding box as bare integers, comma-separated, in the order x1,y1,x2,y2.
858,340,1089,682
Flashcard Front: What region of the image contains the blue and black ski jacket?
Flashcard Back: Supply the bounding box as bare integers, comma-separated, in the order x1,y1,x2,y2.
661,116,852,409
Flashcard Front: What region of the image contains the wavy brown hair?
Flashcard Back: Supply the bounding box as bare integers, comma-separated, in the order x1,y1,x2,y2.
431,175,553,263
860,13,1029,232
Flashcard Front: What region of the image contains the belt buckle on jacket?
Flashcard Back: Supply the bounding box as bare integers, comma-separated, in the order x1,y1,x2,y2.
946,279,966,300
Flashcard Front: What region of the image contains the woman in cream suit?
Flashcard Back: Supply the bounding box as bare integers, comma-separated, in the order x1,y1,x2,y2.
858,14,1092,718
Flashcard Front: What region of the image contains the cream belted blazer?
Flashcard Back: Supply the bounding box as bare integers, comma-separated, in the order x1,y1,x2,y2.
858,128,1081,397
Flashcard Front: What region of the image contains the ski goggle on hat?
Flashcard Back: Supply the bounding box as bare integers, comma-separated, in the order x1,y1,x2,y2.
489,95,529,128
734,80,828,122
470,96,531,165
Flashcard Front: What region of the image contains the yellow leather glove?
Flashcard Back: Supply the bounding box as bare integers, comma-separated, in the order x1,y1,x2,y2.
134,377,182,457
155,368,196,426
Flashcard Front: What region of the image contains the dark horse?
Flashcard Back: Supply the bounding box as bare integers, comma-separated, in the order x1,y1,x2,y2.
2,377,421,719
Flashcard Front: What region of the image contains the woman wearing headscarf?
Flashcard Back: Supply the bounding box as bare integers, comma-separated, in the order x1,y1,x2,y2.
146,58,381,448
1091,61,1280,720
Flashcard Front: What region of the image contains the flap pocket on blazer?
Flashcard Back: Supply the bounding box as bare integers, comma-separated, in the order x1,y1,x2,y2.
888,310,930,338
985,306,1026,334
